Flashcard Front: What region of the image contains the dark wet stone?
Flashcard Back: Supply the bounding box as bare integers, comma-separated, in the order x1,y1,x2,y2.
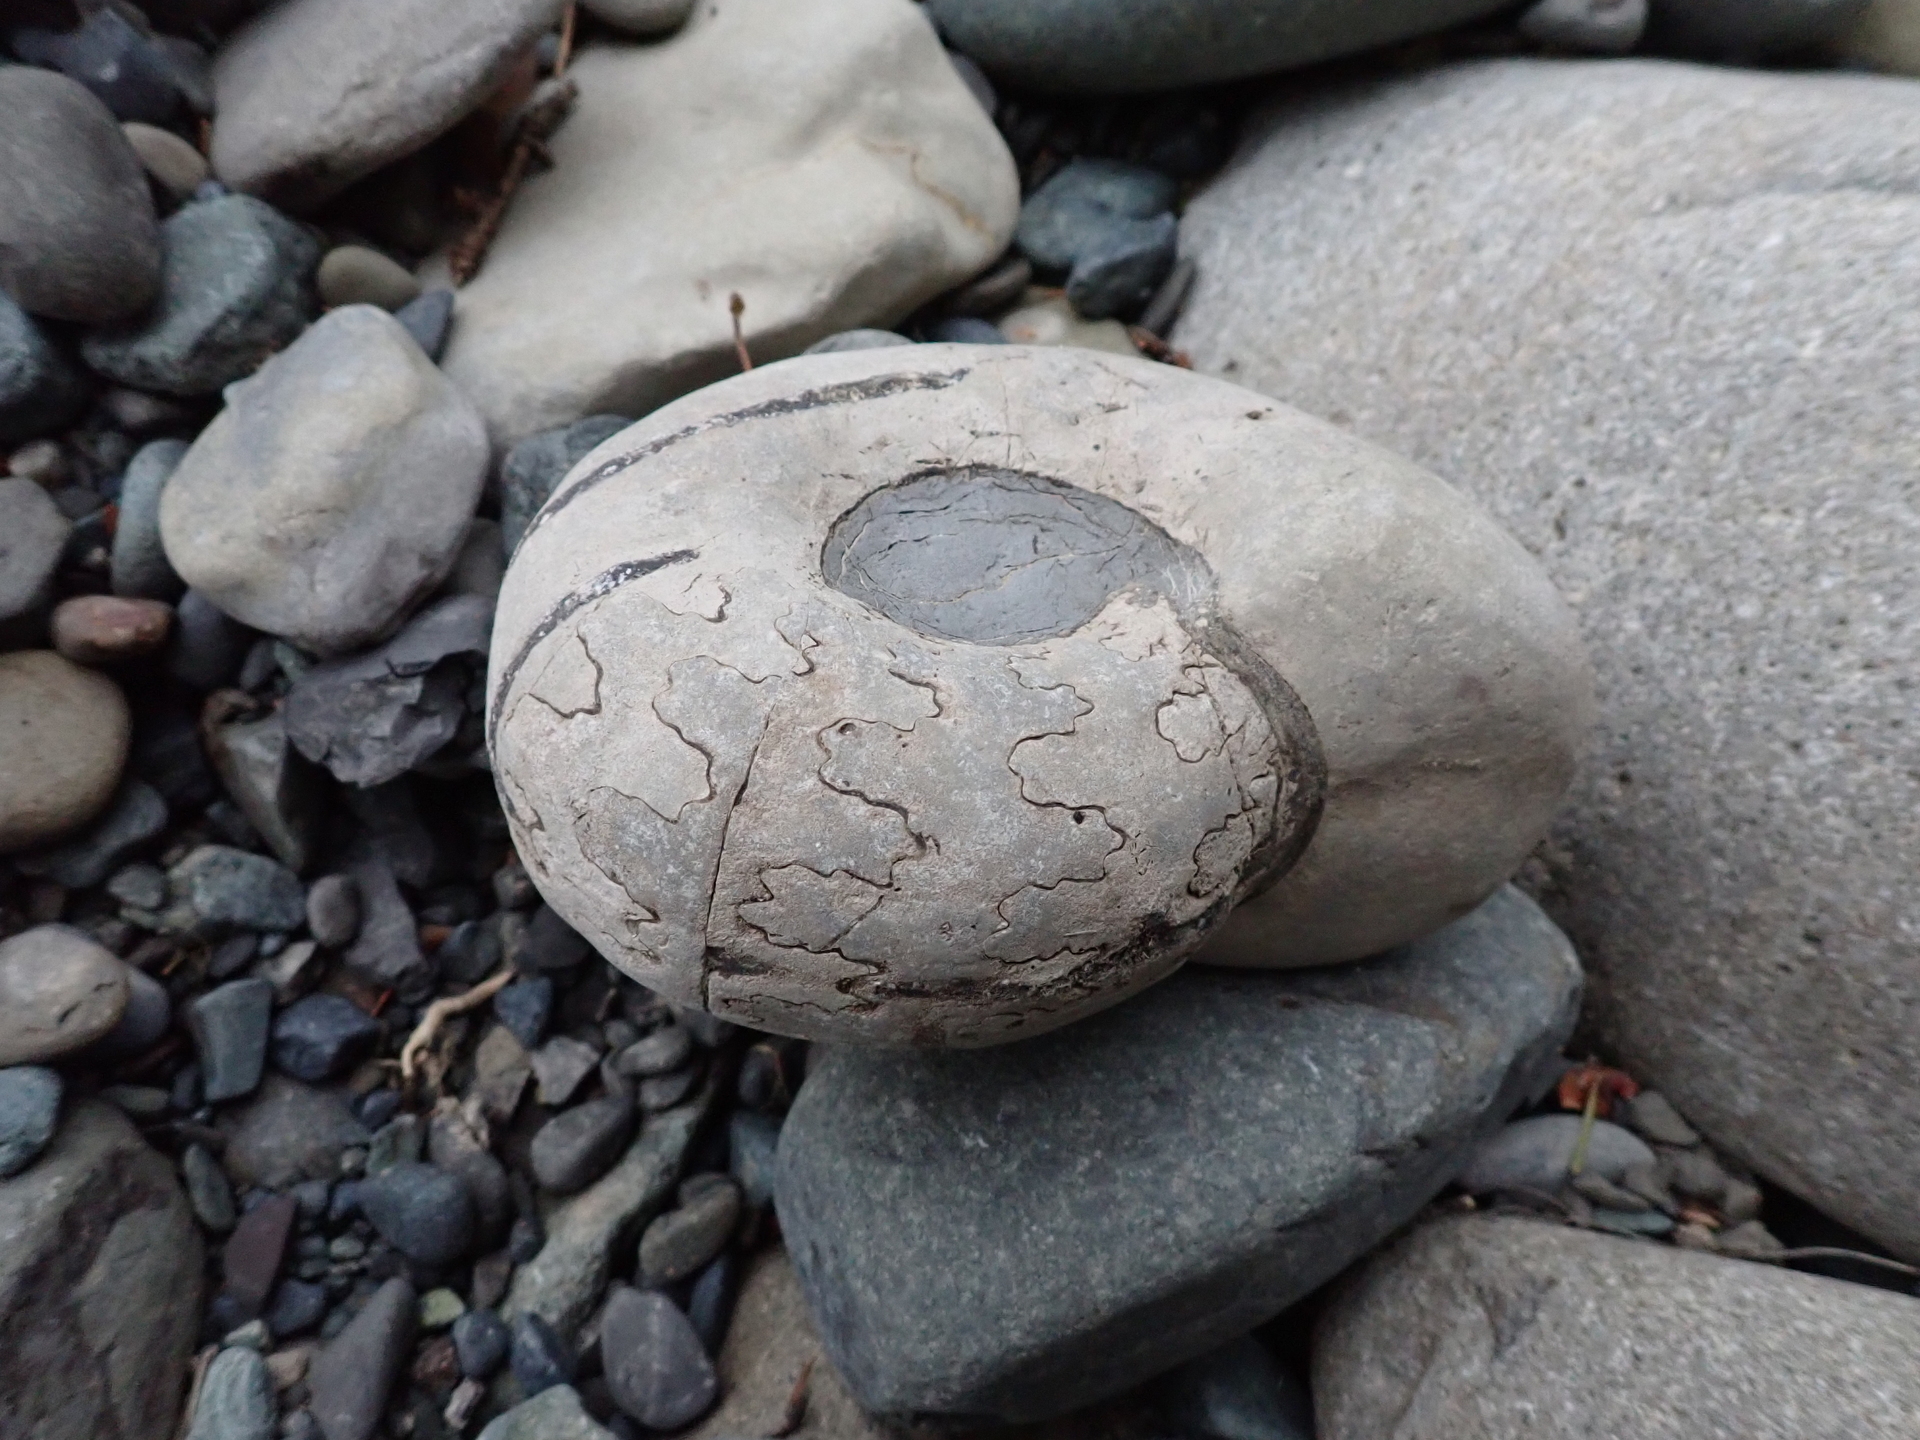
171,845,306,934
184,1345,276,1440
1065,211,1177,321
206,710,327,874
10,9,199,124
614,1025,692,1078
495,977,554,1049
394,289,455,361
307,1276,416,1440
306,874,361,949
531,1095,635,1195
271,995,380,1083
515,905,590,971
511,1311,577,1398
340,859,431,1000
821,465,1209,646
166,589,251,692
438,919,502,983
81,194,320,397
265,1278,329,1338
638,1177,740,1287
686,1251,739,1356
1154,1334,1314,1440
600,1285,718,1429
0,293,91,447
356,1162,476,1266
637,1068,698,1114
189,977,275,1102
924,315,1007,344
0,1066,61,1179
16,780,168,890
218,1074,371,1191
728,1111,781,1211
453,1308,511,1380
222,1191,297,1320
499,415,631,555
1014,159,1177,275
183,1140,237,1231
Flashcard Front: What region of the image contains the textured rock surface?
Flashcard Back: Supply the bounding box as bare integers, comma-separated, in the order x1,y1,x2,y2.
775,886,1580,1421
1175,58,1920,1257
0,477,71,634
217,1074,370,1189
490,345,1588,1044
160,306,487,655
0,651,131,853
211,0,565,210
476,1385,614,1440
922,0,1511,93
1314,1215,1920,1440
685,1249,886,1440
0,1100,203,1440
0,295,92,448
427,0,1019,448
0,66,161,324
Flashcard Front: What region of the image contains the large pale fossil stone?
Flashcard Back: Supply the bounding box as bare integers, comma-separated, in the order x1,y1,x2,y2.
488,345,1590,1045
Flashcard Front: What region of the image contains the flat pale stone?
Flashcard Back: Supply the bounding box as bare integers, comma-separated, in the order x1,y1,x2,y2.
211,0,565,211
426,0,1019,449
1174,57,1920,1259
0,651,131,854
488,345,1590,1045
1314,1214,1920,1440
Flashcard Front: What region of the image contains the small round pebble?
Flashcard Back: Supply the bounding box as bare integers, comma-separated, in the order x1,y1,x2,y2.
615,1024,692,1078
0,1066,62,1178
453,1307,511,1379
0,651,131,853
316,246,422,312
355,1161,476,1266
0,924,130,1066
304,873,361,948
419,1287,467,1331
50,594,174,664
530,1095,634,1194
270,994,380,1083
638,1176,741,1287
121,121,210,200
600,1285,718,1428
509,1312,576,1398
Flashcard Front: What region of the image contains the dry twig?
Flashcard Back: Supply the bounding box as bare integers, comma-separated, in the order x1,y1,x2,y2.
768,1357,814,1438
554,0,578,75
730,292,754,371
400,968,515,1089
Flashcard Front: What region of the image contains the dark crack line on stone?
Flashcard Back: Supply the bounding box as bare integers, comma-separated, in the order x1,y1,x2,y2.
701,719,771,1010
529,632,606,721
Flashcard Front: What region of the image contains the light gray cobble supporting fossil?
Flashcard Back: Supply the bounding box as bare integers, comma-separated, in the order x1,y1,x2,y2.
488,345,1590,1045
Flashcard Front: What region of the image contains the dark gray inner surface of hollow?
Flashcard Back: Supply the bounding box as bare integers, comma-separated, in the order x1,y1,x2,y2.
820,466,1216,646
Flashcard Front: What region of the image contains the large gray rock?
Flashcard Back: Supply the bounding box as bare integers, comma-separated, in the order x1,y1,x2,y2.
211,0,564,211
490,345,1589,1045
0,1100,203,1440
0,293,91,447
774,886,1580,1422
1174,58,1920,1260
922,0,1511,93
1313,1215,1920,1440
0,652,130,854
81,194,320,398
160,305,488,655
427,0,1019,448
0,67,161,324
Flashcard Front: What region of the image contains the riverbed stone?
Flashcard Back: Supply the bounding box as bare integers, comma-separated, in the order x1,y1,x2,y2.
775,886,1579,1421
1313,1214,1920,1440
0,297,91,449
1646,0,1868,55
1836,0,1920,70
211,0,565,211
921,0,1512,93
476,1385,614,1440
307,1277,416,1440
0,1066,62,1179
170,845,308,934
186,1346,275,1440
81,194,321,398
0,66,162,325
489,344,1589,1044
112,440,189,601
0,1100,203,1440
427,0,1018,448
206,710,326,874
1174,56,1920,1260
600,1286,717,1428
218,1074,371,1190
0,925,130,1067
123,121,210,201
0,478,71,639
188,977,275,1102
50,595,174,665
159,305,487,655
0,650,131,853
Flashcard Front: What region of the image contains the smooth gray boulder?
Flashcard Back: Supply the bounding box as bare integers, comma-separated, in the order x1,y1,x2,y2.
1174,57,1920,1260
160,305,488,656
922,0,1511,93
774,886,1580,1422
426,0,1019,448
0,67,161,324
1314,1215,1920,1440
489,344,1589,1045
0,1100,203,1440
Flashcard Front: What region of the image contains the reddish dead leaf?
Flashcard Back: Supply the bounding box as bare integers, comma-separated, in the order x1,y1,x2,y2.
1557,1061,1640,1118
419,923,454,952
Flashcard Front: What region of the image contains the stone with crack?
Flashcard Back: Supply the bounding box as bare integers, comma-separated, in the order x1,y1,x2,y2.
488,344,1591,1047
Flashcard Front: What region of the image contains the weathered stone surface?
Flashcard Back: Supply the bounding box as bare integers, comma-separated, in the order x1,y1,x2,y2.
0,477,71,636
160,305,486,655
922,0,1510,93
307,1277,416,1440
185,1346,275,1440
476,1385,614,1440
490,345,1589,1045
1313,1215,1920,1440
775,886,1580,1421
112,440,188,602
1836,0,1920,71
0,925,130,1067
206,710,326,873
428,0,1019,448
0,1100,203,1440
685,1249,885,1440
211,0,564,211
1174,57,1920,1259
0,651,131,853
217,1074,371,1189
600,1285,717,1429
0,67,161,324
0,295,92,449
0,1066,62,1179
340,858,432,999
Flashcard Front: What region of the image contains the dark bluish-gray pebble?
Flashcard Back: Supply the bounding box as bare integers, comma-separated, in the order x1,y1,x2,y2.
499,414,630,555
188,977,275,1103
184,1140,238,1230
1066,211,1178,321
510,1311,577,1398
304,873,361,949
438,919,502,984
0,292,91,447
637,1176,740,1287
167,590,252,692
614,1025,691,1078
924,316,1007,344
600,1285,718,1429
271,994,380,1083
0,1066,62,1178
265,1278,330,1338
530,1094,634,1195
638,1068,698,1113
515,905,591,971
172,844,305,933
11,9,195,124
1013,159,1178,274
686,1252,738,1355
454,1308,512,1379
92,962,173,1059
728,1110,781,1211
495,977,554,1049
393,289,455,361
355,1161,476,1266
306,1276,416,1440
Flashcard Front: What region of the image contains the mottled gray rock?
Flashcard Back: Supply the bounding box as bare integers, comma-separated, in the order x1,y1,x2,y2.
454,1309,511,1378
187,1346,275,1440
922,0,1511,93
0,1100,203,1440
15,779,168,890
183,1141,238,1231
490,344,1589,1044
0,67,161,324
683,1249,885,1440
614,1025,692,1079
476,1385,615,1440
0,651,131,853
427,0,1018,448
1174,57,1920,1259
637,1178,739,1286
307,1277,416,1440
0,478,72,637
1647,0,1868,55
1619,1090,1701,1148
0,1067,61,1179
532,1037,601,1107
340,858,431,999
1313,1215,1920,1440
357,1162,476,1265
775,887,1579,1421
0,296,91,448
81,194,320,397
507,1090,713,1339
167,590,251,692
531,1095,635,1195
0,925,129,1067
110,440,188,601
284,595,491,784
800,329,913,355
601,1286,717,1429
159,306,486,655
171,845,307,933
206,711,326,873
93,965,174,1060
211,0,565,211
1520,0,1649,50
217,1074,371,1189
10,8,205,126
394,288,455,361
500,415,631,556
1455,1115,1655,1195
1015,158,1176,272
188,977,275,1102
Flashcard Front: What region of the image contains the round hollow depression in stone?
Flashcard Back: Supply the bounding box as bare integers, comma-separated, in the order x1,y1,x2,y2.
820,466,1216,645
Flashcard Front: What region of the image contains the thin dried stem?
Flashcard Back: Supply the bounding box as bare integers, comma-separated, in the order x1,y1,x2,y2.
730,292,754,371
400,969,515,1089
554,1,578,76
769,1357,814,1438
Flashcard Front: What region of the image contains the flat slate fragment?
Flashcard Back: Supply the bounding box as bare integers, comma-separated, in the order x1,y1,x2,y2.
774,886,1580,1423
